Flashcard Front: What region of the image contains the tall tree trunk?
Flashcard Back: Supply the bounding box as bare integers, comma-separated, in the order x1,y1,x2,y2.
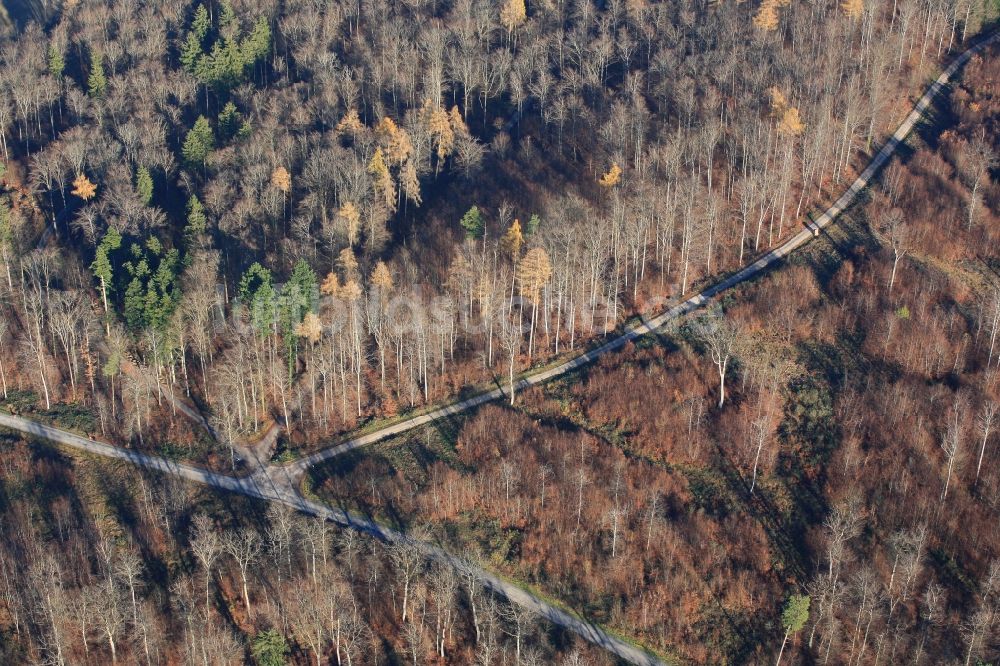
775,627,790,666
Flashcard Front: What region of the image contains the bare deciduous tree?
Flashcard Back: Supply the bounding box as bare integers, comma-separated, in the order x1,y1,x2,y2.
389,531,426,624
974,401,997,485
873,208,912,295
498,311,522,405
940,404,965,504
501,600,537,665
693,313,741,408
959,135,996,231
224,528,262,617
189,514,222,616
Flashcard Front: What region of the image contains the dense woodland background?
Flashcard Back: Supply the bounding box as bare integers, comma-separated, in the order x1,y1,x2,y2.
0,429,623,665
0,0,997,662
311,43,1000,663
0,0,994,457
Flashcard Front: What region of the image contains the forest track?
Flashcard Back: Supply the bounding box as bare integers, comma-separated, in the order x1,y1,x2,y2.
3,31,997,666
282,28,1000,479
0,411,667,666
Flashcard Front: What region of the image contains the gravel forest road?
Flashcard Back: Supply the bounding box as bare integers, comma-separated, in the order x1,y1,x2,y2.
283,29,1000,477
2,31,996,666
0,412,665,665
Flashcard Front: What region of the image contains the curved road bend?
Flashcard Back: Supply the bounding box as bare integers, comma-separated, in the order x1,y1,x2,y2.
1,32,996,666
285,29,999,477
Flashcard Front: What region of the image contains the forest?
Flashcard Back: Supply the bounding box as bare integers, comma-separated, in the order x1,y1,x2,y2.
0,0,997,662
0,0,993,457
310,46,1000,663
0,428,622,664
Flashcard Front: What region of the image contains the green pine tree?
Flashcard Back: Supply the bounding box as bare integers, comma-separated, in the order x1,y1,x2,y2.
91,228,122,314
289,259,317,316
240,263,275,337
191,4,210,41
242,16,272,63
145,235,163,256
250,630,288,666
239,262,271,302
91,247,113,314
47,44,65,79
0,196,13,289
193,51,214,86
180,32,204,74
146,248,180,330
280,259,317,379
459,205,485,239
87,49,107,98
0,196,13,250
90,243,114,288
199,38,245,89
102,351,120,381
123,256,150,330
525,213,541,235
92,247,112,301
186,8,269,90
115,238,182,331
219,37,247,86
185,195,207,238
219,0,237,30
136,166,153,205
182,116,214,168
105,227,123,252
776,594,810,666
218,101,240,139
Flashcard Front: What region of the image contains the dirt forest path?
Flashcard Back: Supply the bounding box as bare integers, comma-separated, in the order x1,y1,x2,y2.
282,29,1000,478
4,30,997,666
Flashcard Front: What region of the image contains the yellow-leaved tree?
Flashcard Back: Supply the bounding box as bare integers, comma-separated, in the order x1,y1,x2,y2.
427,103,455,174
400,160,421,207
516,246,552,359
501,219,525,312
375,116,399,142
72,174,97,200
338,247,359,279
369,259,394,386
599,163,622,187
769,86,805,239
320,272,340,297
335,108,365,136
753,2,776,30
778,107,805,136
339,277,364,416
753,0,780,31
500,0,527,38
377,116,413,166
501,219,524,259
517,247,552,300
339,279,362,303
370,260,393,299
770,88,805,136
841,0,863,19
271,166,291,220
337,202,362,247
271,166,291,193
295,312,322,344
295,310,323,415
368,147,397,211
449,105,470,139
